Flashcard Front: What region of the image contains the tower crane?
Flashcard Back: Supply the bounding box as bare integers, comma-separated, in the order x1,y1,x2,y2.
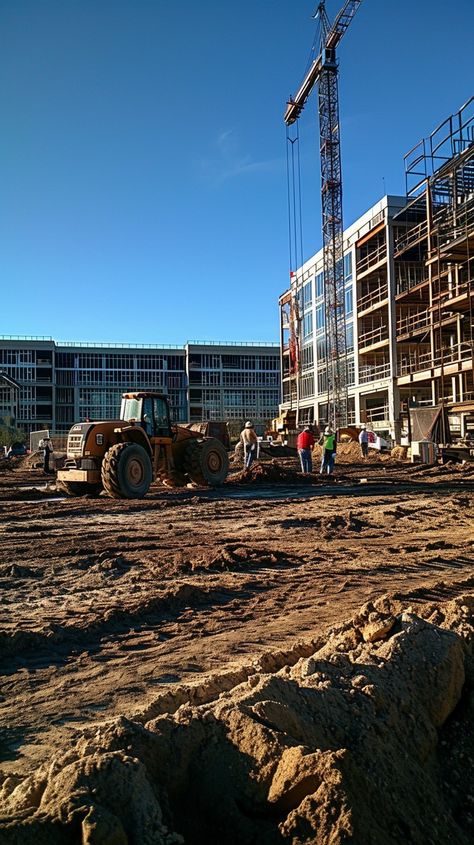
285,1,362,429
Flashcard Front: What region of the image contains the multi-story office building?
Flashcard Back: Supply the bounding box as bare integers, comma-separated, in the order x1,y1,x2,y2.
279,99,474,442
186,342,281,426
280,194,408,436
0,339,280,434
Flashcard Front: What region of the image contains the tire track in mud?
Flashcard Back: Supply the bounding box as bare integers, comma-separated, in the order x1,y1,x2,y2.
0,481,473,775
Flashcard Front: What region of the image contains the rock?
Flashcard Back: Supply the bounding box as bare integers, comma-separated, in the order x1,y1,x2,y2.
361,615,396,643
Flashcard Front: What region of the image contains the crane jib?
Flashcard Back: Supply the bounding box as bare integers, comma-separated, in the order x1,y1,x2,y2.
283,0,362,126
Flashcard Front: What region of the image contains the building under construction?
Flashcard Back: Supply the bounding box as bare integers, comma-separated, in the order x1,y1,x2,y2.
279,98,474,443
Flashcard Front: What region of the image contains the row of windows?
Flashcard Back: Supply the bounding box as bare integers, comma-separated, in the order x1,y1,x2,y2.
310,255,353,303
199,408,277,422
316,358,355,395
55,370,186,388
189,354,280,371
300,375,314,399
190,371,280,387
0,350,39,365
314,323,354,360
55,354,186,371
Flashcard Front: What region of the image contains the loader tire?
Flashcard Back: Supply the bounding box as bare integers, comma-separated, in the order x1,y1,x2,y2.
183,438,228,486
62,481,102,497
101,442,152,499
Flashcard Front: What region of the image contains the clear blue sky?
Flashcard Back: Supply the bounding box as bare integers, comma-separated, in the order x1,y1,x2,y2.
1,0,473,345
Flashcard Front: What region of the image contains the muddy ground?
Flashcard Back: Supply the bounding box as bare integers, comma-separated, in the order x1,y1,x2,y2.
0,456,473,843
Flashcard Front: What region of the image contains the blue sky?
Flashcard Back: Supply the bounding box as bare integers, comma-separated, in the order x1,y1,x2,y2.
1,0,473,345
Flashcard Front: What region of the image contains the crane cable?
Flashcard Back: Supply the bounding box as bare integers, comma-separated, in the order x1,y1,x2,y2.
285,121,305,421
285,121,304,280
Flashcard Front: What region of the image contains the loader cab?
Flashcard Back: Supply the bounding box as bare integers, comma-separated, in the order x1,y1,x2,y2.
120,393,172,439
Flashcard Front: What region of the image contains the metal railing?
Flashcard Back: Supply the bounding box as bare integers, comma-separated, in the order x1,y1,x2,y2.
358,283,388,312
398,342,473,375
398,350,433,375
358,324,389,349
359,362,391,383
394,218,428,255
396,310,430,336
434,194,474,251
365,403,390,423
432,279,472,304
356,242,387,276
0,336,279,351
395,262,429,294
434,342,473,366
0,335,54,342
186,340,280,348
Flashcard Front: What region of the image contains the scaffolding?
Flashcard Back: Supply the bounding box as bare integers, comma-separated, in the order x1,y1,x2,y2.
395,97,474,434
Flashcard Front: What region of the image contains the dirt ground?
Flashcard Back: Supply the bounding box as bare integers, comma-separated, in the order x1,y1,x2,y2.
0,454,473,843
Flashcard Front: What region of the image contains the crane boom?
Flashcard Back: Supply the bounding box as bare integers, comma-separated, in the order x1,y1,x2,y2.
326,0,362,49
284,0,362,429
284,1,361,126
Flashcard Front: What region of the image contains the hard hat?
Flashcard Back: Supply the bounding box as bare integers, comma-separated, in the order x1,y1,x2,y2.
324,426,332,435
360,423,366,429
245,420,253,428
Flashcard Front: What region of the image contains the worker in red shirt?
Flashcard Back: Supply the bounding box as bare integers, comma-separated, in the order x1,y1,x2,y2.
297,425,315,474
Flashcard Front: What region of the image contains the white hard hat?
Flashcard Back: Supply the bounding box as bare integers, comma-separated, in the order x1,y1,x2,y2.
360,423,366,429
245,420,253,428
324,426,332,435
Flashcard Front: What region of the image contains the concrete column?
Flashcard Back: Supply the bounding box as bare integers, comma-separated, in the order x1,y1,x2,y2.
354,390,362,425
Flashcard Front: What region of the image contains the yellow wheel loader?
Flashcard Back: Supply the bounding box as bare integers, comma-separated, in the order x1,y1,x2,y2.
57,392,229,498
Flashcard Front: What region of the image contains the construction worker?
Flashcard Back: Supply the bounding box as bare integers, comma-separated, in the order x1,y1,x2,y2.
319,426,336,475
39,436,54,474
240,421,258,470
358,423,369,458
297,425,315,474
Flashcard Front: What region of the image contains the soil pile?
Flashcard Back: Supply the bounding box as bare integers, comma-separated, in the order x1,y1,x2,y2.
233,460,312,485
313,441,394,463
1,594,473,844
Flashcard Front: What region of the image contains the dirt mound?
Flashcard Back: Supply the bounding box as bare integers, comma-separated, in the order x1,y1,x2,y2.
313,441,394,464
233,460,313,484
391,445,408,461
190,543,297,573
1,594,473,844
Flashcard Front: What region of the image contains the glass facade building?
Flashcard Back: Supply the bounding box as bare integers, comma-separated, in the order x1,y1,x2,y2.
0,339,280,433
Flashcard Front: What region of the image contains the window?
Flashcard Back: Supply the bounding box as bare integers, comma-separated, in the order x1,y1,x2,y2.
316,304,325,332
303,281,313,310
346,323,354,352
317,337,327,361
345,287,353,316
344,252,352,282
300,374,314,399
153,397,171,435
317,368,328,394
303,312,313,340
301,344,314,370
316,272,324,299
347,358,355,386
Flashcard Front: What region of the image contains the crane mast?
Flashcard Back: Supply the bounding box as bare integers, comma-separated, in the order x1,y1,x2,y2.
285,1,362,429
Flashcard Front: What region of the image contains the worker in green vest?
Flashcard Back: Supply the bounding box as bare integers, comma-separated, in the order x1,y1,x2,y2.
319,426,336,475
